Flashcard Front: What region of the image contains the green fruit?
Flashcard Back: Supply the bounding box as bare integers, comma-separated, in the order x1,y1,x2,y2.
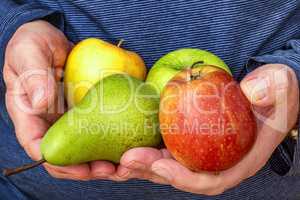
146,48,231,93
41,74,161,166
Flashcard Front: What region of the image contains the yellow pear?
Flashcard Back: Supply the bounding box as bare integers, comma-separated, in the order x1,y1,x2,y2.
64,38,147,107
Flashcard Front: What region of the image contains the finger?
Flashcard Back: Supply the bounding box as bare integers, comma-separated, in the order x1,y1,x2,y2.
118,148,171,177
117,148,172,183
120,148,172,169
41,82,66,124
48,37,72,81
31,21,72,69
241,64,299,132
5,64,62,160
6,40,57,111
151,159,224,195
48,35,72,70
117,165,169,185
90,160,116,178
3,63,21,92
44,164,91,181
240,64,292,107
6,91,50,160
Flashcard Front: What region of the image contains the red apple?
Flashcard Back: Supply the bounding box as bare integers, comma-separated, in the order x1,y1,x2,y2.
159,65,257,172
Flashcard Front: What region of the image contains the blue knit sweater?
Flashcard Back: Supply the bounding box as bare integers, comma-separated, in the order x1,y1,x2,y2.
0,1,300,200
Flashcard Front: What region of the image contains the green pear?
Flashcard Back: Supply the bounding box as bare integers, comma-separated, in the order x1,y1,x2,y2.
41,74,161,166
146,48,230,93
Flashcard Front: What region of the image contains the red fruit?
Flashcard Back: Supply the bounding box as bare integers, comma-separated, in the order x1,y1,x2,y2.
159,65,257,172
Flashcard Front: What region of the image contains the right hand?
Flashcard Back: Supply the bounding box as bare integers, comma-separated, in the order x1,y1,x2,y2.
3,20,121,180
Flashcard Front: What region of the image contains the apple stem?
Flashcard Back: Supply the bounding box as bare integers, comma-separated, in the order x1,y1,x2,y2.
3,159,46,176
191,61,204,69
117,39,125,47
189,61,204,80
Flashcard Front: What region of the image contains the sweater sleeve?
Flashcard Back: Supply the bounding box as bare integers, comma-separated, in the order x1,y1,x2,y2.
247,39,300,176
0,0,65,84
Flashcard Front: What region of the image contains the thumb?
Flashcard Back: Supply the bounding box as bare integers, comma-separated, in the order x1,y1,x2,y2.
26,68,57,111
240,64,288,107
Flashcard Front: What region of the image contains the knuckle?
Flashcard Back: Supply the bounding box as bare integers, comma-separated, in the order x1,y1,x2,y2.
3,65,11,86
21,141,36,160
273,64,296,80
286,67,297,82
5,98,14,117
8,33,50,59
6,36,22,52
14,130,36,160
14,130,27,150
7,35,34,54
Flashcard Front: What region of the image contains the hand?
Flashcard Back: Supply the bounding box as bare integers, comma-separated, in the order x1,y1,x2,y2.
116,64,299,195
3,20,123,181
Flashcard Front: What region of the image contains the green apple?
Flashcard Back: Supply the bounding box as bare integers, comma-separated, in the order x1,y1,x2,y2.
146,48,231,93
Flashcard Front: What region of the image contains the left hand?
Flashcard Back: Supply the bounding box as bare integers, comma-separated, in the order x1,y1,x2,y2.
116,64,299,195
4,20,124,181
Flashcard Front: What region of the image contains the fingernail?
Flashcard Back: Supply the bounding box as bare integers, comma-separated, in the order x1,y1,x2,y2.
32,87,45,107
152,167,172,182
246,78,268,101
126,161,146,170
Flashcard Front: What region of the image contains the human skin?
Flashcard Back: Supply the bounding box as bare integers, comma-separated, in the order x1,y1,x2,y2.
3,20,299,195
118,64,299,195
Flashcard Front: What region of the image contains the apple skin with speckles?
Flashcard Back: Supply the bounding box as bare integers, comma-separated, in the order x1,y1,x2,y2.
159,65,257,172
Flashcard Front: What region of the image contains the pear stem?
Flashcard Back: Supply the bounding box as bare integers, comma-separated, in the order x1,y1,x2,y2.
3,159,46,176
117,39,125,47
